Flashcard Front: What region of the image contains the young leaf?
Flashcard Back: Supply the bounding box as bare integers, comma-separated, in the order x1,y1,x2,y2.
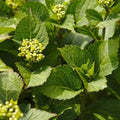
16,63,52,88
21,108,56,120
14,15,49,48
40,65,83,100
0,70,23,103
76,67,88,89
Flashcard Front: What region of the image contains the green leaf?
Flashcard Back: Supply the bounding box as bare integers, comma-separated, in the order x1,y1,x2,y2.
40,86,82,100
0,70,23,103
20,1,49,21
87,62,95,77
75,61,95,89
0,27,15,35
0,17,15,35
14,15,49,48
59,14,75,31
63,31,93,49
45,0,55,9
88,39,119,76
21,108,56,120
111,2,120,14
88,99,120,120
43,43,60,67
0,34,12,43
94,113,106,120
107,75,120,100
60,45,93,68
104,23,116,40
86,9,103,26
58,109,77,120
0,51,19,69
0,0,12,16
0,17,15,28
49,14,75,31
76,26,99,41
0,39,18,56
87,76,107,92
32,88,52,109
40,65,83,100
97,14,120,28
67,0,102,26
16,63,52,88
28,67,52,88
107,65,120,100
0,59,11,71
76,67,88,89
16,63,31,86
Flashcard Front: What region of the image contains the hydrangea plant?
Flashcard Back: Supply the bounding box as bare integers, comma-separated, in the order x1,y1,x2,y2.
0,0,120,120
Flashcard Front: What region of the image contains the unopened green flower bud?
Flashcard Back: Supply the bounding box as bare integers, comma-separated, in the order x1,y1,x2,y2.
0,99,23,120
98,0,114,7
5,0,25,9
52,4,66,21
18,38,45,62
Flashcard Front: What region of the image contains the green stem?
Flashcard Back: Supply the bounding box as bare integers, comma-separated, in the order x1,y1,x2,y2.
103,7,109,40
56,27,64,47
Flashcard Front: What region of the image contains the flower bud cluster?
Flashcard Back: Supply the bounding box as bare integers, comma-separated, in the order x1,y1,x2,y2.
98,0,113,6
52,4,66,21
0,99,23,120
18,38,45,62
5,0,25,9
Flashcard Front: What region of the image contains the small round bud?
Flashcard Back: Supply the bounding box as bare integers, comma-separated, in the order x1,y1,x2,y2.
2,113,6,116
98,0,114,6
0,99,23,120
5,101,9,105
8,103,12,107
20,113,24,117
52,3,66,21
5,0,25,9
0,104,3,107
9,108,14,112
